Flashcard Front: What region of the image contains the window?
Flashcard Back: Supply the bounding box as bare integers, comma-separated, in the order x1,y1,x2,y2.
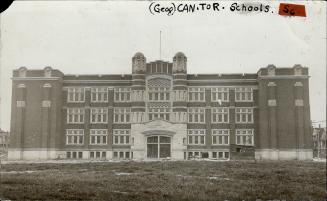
188,129,205,145
66,129,84,145
91,87,108,102
114,108,131,123
66,151,83,159
67,108,85,124
148,107,170,121
90,108,108,123
148,87,170,101
225,152,229,159
188,151,206,158
90,129,107,145
174,90,187,102
188,87,205,102
114,88,131,102
236,129,254,146
147,136,171,158
212,151,229,159
132,90,145,102
113,130,130,145
188,108,205,123
212,129,229,145
90,151,106,159
212,108,229,123
211,88,229,102
67,88,85,102
173,112,187,123
113,151,132,159
235,108,253,123
235,87,253,102
113,151,118,158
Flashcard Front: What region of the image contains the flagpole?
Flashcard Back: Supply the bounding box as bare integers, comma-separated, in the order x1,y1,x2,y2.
160,31,162,60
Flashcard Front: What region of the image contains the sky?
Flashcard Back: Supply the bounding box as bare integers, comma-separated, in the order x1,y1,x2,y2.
0,1,326,130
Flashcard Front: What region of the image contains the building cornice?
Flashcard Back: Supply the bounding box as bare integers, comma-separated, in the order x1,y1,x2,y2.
12,77,61,81
258,75,309,80
187,79,257,83
63,80,132,84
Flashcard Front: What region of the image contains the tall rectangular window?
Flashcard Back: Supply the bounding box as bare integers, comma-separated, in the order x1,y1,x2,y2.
90,108,108,123
132,90,144,102
148,87,170,101
188,108,205,123
91,87,108,102
114,108,131,123
235,87,253,102
211,88,229,102
113,130,130,145
114,88,131,102
188,129,205,145
212,129,229,145
67,88,85,102
67,108,85,124
66,129,84,145
148,107,170,121
90,129,107,145
236,129,254,146
173,90,187,102
235,108,253,123
188,87,205,102
212,108,229,123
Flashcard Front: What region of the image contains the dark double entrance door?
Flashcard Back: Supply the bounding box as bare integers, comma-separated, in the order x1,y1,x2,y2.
147,136,171,158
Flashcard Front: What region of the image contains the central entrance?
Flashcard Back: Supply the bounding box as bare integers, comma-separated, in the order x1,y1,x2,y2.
147,136,171,158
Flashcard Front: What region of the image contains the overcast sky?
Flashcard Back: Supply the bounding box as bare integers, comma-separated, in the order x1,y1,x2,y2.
0,1,326,130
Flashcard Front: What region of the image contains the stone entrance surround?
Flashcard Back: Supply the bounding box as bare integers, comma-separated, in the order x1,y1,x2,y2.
131,120,187,160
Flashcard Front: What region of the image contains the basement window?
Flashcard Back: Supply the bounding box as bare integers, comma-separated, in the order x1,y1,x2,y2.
113,152,118,158
78,152,83,159
202,152,209,158
225,152,229,159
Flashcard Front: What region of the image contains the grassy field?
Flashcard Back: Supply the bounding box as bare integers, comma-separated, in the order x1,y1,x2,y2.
0,160,325,201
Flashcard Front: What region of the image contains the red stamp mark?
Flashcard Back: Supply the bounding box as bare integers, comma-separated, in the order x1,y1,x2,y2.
278,3,306,17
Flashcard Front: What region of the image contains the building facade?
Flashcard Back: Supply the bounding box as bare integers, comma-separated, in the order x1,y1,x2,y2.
8,52,313,160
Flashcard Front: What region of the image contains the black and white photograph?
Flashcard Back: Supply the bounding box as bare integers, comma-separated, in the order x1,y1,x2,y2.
0,0,326,200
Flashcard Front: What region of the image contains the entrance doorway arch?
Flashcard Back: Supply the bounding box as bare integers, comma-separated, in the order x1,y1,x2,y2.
147,136,171,158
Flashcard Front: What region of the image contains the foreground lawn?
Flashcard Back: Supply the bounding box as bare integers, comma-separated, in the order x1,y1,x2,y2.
0,160,325,201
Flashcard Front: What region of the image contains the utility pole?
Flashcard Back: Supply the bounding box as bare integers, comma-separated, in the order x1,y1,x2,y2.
318,124,321,159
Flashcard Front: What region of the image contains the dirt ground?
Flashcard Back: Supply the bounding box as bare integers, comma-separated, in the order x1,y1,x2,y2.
0,160,325,201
